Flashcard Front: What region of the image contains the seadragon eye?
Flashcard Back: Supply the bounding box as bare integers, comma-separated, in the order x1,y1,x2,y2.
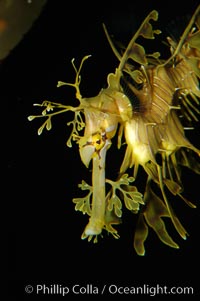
28,5,200,255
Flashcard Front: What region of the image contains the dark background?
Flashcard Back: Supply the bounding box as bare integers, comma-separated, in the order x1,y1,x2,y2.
5,0,200,299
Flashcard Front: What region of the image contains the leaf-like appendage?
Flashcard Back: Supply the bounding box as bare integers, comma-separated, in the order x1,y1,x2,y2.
73,180,93,215
106,174,143,215
129,43,147,65
73,195,92,215
107,194,122,217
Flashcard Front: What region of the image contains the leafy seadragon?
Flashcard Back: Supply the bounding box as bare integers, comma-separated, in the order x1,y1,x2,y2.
28,6,200,255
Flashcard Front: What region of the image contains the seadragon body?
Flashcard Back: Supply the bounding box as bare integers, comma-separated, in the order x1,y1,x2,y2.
29,7,200,255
